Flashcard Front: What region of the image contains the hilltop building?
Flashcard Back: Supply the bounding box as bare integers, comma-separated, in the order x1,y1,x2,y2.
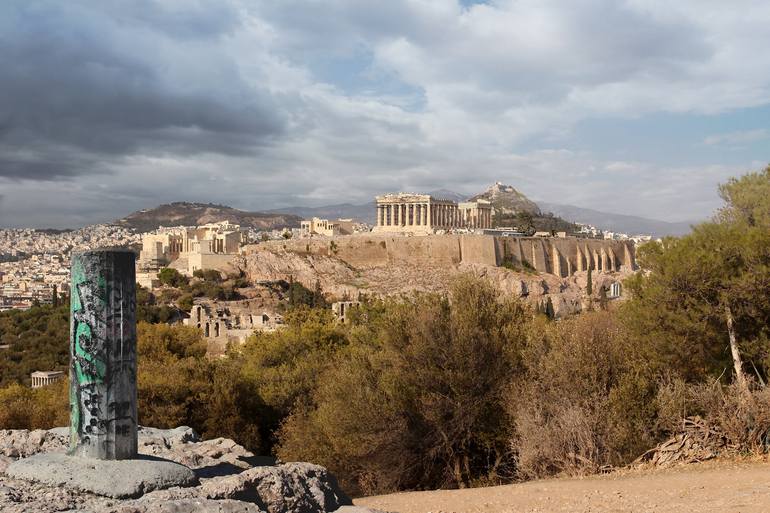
138,222,244,278
31,370,64,388
458,200,494,230
373,193,492,233
300,217,356,237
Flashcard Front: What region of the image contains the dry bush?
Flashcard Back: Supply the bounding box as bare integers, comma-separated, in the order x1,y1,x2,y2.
514,401,604,477
0,380,68,429
510,312,657,479
657,380,770,454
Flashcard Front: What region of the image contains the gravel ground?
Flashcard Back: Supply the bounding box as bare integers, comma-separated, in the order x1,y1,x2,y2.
356,460,770,513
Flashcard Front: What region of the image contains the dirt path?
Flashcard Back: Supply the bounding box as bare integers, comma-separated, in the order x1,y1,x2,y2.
355,461,770,513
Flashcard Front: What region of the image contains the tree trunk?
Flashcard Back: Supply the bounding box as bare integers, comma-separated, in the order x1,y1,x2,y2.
725,303,749,394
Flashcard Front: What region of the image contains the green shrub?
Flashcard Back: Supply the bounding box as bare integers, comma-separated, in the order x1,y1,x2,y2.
278,275,529,495
158,268,189,288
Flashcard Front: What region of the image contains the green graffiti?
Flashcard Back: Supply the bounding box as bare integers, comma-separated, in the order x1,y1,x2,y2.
70,256,111,450
71,258,106,385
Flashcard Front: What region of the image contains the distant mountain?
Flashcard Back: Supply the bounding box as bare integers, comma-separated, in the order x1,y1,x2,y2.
538,202,696,237
260,184,695,237
268,186,542,225
267,202,376,224
268,191,470,224
426,189,468,203
117,202,302,232
470,182,541,215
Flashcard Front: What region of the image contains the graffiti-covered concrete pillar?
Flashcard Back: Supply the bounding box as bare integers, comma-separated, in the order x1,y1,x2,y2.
69,249,137,460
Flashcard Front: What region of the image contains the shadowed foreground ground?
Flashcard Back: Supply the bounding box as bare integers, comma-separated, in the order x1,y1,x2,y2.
356,460,770,513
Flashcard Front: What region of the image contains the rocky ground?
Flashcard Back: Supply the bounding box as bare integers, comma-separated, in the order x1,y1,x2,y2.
356,459,770,513
0,427,376,513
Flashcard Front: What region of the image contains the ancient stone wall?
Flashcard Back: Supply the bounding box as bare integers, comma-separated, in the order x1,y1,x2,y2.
495,237,636,276
245,234,635,277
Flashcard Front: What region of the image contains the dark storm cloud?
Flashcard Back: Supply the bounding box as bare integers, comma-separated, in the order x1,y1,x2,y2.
0,1,287,181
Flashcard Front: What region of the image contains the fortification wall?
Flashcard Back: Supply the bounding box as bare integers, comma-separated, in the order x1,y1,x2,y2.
495,237,635,276
245,234,635,277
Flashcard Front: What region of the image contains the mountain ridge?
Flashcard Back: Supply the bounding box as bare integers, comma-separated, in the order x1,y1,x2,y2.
471,182,541,215
268,193,696,237
118,187,698,237
117,202,302,232
537,201,696,237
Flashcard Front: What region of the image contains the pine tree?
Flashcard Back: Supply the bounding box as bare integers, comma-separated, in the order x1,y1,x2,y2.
545,297,555,319
51,285,58,307
312,280,323,308
586,267,593,296
598,286,608,310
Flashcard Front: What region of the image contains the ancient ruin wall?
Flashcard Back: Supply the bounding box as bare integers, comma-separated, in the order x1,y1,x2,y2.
246,234,635,276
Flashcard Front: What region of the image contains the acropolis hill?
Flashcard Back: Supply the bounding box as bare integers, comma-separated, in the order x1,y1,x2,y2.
253,233,634,277
235,232,633,319
124,186,636,321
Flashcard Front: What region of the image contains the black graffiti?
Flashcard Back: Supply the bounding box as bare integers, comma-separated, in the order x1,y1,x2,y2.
69,252,138,458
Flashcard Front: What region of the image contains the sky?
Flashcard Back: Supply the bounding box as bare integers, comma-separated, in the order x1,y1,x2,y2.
0,0,769,228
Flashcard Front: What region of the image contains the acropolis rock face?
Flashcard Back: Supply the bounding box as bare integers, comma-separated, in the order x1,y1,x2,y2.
235,234,634,318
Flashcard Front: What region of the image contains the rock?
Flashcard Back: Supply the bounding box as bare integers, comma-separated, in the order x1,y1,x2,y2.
139,432,267,474
0,484,22,502
139,426,200,450
0,428,68,458
0,427,350,513
0,455,13,474
333,507,386,513
201,462,352,513
6,453,198,499
114,498,265,513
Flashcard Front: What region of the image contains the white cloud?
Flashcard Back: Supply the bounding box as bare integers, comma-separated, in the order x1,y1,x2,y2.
704,129,770,147
2,0,770,226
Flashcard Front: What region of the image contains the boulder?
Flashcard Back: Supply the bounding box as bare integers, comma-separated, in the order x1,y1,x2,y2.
5,453,198,499
0,427,354,513
202,462,352,513
0,428,68,458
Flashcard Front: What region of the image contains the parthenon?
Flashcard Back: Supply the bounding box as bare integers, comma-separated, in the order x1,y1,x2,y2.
374,193,492,233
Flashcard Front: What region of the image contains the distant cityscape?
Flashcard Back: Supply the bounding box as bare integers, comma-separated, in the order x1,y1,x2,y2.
0,189,655,312
0,223,301,311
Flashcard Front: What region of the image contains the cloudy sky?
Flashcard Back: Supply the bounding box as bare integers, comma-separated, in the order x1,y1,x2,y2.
1,0,769,228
